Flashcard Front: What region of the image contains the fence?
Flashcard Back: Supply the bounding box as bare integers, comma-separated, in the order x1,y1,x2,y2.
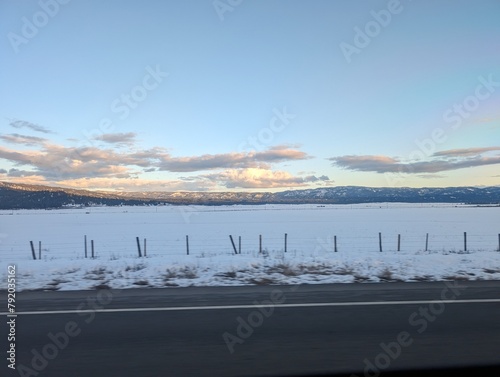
1,231,499,262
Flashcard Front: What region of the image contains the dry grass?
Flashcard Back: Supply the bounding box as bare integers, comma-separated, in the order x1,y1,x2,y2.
85,267,109,280
301,264,334,276
266,263,335,277
375,267,405,282
442,275,471,281
353,274,370,282
411,275,434,282
215,271,237,278
267,263,300,276
64,268,80,274
93,283,112,290
89,267,108,274
164,282,180,287
442,249,470,255
179,266,197,279
248,277,277,285
484,268,500,274
333,266,354,276
163,266,198,282
47,278,71,286
164,269,177,279
125,263,147,272
377,267,393,281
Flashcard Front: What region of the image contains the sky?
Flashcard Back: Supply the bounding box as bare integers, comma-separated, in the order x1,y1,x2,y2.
0,0,499,192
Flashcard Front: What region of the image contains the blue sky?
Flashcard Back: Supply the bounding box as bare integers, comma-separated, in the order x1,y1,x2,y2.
1,0,499,192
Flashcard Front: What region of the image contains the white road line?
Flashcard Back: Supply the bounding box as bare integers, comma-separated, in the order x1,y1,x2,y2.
1,298,500,316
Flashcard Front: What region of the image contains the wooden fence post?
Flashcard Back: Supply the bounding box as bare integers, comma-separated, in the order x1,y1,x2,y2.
425,233,429,251
284,233,287,253
379,232,382,252
259,234,262,254
84,235,88,258
91,240,95,259
186,235,189,255
30,241,36,260
397,234,401,252
38,241,41,260
334,235,338,253
144,238,147,257
136,237,142,257
229,235,238,255
238,236,241,254
464,232,467,252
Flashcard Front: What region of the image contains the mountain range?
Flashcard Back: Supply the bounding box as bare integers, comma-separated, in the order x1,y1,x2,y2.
0,181,499,209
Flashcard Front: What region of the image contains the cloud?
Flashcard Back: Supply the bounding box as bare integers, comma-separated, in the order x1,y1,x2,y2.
0,143,331,191
159,146,309,172
93,132,137,146
6,168,41,177
302,175,331,183
201,168,330,189
0,133,48,146
0,126,320,191
53,177,217,192
8,119,55,134
0,139,311,185
0,172,218,192
329,151,500,174
415,174,446,179
330,155,400,173
0,145,140,179
432,147,500,157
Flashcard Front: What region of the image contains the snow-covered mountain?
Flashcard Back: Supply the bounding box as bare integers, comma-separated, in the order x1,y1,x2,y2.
0,181,499,209
273,186,500,204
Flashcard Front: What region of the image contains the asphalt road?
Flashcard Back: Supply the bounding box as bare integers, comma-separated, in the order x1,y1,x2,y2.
1,281,500,377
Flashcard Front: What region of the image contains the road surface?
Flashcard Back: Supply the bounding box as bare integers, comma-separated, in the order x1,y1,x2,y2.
1,281,500,376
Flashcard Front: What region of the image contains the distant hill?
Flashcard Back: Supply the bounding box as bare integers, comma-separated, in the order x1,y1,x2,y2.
0,181,499,209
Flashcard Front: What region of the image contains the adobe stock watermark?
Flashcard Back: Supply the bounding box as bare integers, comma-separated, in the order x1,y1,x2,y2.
385,73,499,187
222,288,286,354
82,64,169,142
339,0,406,64
314,235,336,253
443,74,499,130
176,205,201,224
351,281,466,377
213,0,243,22
238,107,296,153
16,289,116,377
50,64,168,176
7,0,71,54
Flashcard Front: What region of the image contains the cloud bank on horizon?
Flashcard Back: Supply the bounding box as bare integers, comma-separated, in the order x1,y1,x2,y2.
0,1,499,191
0,125,330,190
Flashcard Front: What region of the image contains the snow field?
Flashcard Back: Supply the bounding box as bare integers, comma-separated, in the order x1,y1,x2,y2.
1,204,499,290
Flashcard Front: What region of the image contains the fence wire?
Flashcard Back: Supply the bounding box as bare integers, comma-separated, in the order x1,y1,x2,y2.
1,232,499,262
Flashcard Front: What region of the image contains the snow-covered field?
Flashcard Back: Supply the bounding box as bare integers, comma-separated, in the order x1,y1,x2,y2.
1,203,499,291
